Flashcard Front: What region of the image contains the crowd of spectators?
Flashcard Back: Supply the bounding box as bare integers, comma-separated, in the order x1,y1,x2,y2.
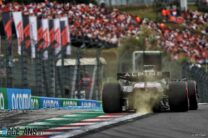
161,10,208,63
180,10,208,33
0,2,140,45
161,28,208,63
0,2,207,63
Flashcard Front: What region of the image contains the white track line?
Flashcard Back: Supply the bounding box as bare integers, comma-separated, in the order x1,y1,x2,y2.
46,118,70,121
28,122,51,126
62,115,78,117
68,122,96,126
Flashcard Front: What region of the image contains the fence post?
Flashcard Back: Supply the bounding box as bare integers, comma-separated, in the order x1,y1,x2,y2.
20,42,28,88
76,47,81,99
89,48,101,100
48,46,56,97
35,45,43,96
6,40,13,87
60,46,65,97
71,65,77,98
96,48,101,100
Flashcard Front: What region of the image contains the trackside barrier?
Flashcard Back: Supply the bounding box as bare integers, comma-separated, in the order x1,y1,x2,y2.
60,98,79,107
40,97,60,109
0,88,102,110
59,105,101,110
79,99,100,108
0,88,8,110
36,96,102,110
37,97,102,110
0,88,31,110
7,88,31,110
31,96,40,110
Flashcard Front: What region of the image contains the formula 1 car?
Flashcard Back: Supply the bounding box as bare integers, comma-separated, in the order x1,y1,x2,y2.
102,51,198,113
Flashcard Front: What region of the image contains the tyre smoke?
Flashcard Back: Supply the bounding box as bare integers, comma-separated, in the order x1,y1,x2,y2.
128,89,163,113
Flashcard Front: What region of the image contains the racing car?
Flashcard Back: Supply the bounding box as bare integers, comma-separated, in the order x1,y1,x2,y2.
102,51,198,113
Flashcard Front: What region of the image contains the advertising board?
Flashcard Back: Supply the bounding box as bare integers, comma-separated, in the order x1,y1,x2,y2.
7,88,31,110
40,97,60,108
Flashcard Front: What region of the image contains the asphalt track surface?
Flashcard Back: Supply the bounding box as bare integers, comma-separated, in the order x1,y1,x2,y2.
81,104,208,138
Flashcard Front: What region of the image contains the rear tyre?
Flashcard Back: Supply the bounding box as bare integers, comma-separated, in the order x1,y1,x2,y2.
102,83,122,113
188,81,198,110
168,81,189,112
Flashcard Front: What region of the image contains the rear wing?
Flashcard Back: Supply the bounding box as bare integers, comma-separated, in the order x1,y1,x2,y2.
132,51,162,72
117,72,170,82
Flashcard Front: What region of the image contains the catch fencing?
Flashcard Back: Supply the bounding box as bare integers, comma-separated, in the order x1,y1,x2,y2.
0,37,104,101
182,63,208,103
